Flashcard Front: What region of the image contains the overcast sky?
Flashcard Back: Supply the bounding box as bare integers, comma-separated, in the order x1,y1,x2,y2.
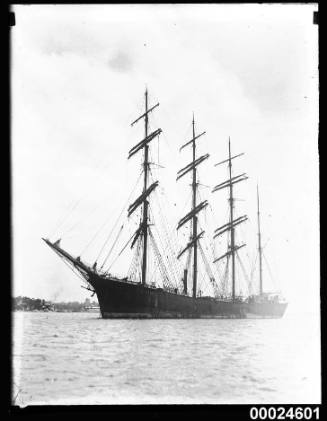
12,4,318,313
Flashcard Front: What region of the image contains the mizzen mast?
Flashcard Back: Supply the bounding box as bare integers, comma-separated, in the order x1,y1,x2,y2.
257,184,263,296
129,89,161,286
177,115,208,298
212,138,248,301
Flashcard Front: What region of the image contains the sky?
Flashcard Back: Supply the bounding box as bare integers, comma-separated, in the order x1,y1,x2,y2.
11,4,319,314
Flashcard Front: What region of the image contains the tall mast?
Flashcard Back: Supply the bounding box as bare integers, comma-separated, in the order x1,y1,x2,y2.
228,138,236,301
176,117,208,298
129,89,161,286
142,89,149,286
192,115,198,298
212,139,248,302
257,184,263,295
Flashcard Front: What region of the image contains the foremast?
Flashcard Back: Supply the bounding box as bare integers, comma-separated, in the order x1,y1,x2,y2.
212,138,248,301
129,89,161,286
176,115,208,298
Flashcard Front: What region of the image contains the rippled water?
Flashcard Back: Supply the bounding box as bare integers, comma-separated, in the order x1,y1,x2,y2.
12,311,320,405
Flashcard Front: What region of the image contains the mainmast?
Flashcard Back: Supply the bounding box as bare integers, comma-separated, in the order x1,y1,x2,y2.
177,116,208,298
142,90,149,286
212,139,248,302
129,89,161,286
257,184,263,295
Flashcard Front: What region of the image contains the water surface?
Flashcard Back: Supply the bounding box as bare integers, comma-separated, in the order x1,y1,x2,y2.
12,311,320,405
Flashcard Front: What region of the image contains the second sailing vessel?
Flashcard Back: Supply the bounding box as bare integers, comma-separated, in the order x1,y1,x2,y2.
43,89,287,319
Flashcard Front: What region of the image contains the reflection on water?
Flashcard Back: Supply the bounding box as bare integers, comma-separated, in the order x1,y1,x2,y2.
12,311,320,405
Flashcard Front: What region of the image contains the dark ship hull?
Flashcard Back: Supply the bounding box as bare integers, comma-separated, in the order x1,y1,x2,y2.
88,274,286,319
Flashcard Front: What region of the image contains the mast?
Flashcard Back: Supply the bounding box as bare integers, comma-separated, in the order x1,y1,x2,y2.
142,89,149,286
192,115,198,298
129,89,161,286
212,138,248,302
228,138,236,300
176,116,208,298
257,184,263,295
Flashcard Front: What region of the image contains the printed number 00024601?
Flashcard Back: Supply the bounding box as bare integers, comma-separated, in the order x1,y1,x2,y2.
249,407,320,420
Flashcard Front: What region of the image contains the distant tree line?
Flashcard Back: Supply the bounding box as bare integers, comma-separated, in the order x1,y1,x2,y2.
12,296,98,312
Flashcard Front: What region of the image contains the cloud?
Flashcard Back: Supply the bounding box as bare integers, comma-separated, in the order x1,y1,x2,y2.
108,50,133,73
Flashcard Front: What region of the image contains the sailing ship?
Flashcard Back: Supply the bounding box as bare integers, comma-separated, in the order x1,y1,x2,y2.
43,89,288,319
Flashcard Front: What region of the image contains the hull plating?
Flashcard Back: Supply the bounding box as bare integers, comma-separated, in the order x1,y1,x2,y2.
88,275,287,319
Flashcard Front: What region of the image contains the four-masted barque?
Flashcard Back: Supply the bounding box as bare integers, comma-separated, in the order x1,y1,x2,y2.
43,89,288,319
